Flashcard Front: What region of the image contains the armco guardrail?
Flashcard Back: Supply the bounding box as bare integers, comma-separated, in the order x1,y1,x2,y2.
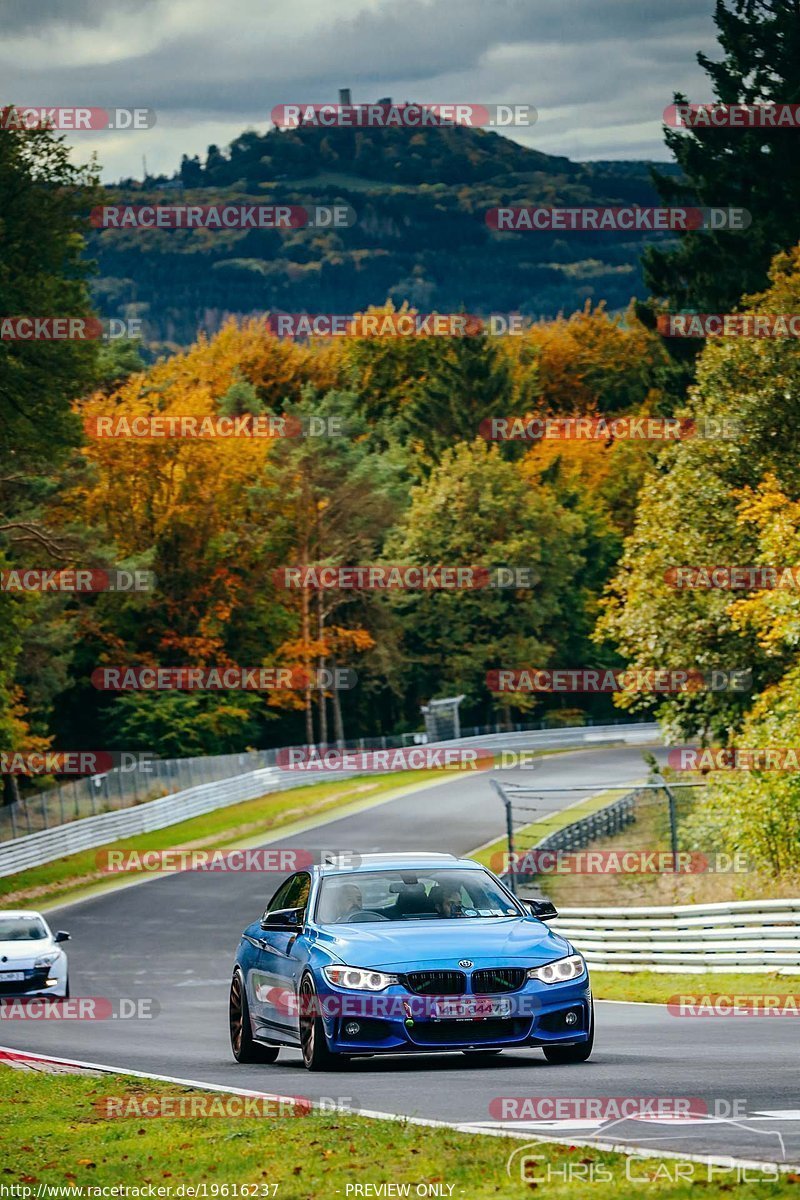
0,722,659,878
553,899,800,974
1,716,658,841
0,767,338,879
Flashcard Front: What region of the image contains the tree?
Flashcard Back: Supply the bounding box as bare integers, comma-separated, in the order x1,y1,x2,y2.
644,0,800,313
509,302,678,416
0,114,100,470
596,245,800,741
259,387,403,742
683,661,800,875
387,440,586,722
403,333,516,464
0,114,101,774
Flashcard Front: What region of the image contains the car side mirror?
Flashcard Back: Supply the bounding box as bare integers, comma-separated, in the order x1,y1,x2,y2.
54,931,71,943
526,899,558,922
260,907,303,930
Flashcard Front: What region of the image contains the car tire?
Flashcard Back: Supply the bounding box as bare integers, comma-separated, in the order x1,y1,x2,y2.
64,976,70,1000
542,1005,594,1064
299,973,339,1071
229,969,280,1064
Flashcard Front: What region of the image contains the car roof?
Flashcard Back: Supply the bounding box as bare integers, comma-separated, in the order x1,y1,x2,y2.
316,854,486,876
0,910,46,919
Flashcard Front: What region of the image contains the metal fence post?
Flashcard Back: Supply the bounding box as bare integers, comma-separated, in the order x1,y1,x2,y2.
490,779,516,895
654,773,679,865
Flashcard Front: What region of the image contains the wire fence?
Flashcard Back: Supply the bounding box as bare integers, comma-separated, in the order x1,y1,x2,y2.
494,780,713,904
0,713,654,842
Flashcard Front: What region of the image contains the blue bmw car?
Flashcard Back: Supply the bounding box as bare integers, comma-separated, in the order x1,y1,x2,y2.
229,853,593,1070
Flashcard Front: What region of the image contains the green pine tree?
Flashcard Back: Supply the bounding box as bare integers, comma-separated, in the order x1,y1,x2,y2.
644,0,800,313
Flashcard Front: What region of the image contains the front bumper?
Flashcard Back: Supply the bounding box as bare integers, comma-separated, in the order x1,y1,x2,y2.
315,974,592,1055
0,963,66,999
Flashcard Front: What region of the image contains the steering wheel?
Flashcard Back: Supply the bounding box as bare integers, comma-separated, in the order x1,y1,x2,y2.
347,909,390,922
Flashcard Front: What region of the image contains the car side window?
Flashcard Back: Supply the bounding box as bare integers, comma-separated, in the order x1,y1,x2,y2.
284,872,311,913
264,877,295,918
264,872,311,919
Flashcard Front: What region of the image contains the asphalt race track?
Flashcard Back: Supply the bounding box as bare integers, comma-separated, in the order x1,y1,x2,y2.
3,744,799,1167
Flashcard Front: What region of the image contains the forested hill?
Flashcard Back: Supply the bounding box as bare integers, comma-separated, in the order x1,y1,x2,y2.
93,121,682,352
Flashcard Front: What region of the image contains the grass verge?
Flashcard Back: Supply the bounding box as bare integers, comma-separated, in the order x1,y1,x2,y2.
593,971,800,1004
539,781,799,908
0,1065,794,1197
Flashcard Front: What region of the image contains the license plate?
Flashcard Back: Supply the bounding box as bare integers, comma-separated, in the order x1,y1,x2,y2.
0,972,25,982
432,997,512,1020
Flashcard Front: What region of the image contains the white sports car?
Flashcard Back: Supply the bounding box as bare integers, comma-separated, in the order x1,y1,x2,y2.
0,911,70,999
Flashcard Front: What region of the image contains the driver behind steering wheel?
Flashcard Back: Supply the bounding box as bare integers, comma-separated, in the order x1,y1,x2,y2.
334,882,364,922
430,882,465,918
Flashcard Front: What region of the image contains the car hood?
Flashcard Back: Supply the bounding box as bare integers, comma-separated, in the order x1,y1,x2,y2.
0,939,56,966
314,917,571,970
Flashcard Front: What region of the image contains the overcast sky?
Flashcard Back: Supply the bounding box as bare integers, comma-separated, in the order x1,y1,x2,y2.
2,0,721,181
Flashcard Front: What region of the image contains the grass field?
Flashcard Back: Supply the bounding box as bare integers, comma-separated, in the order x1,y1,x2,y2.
594,971,800,1004
1,1065,794,1198
538,781,800,908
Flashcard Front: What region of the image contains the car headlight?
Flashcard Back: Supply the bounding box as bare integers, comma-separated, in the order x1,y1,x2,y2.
528,954,585,985
34,952,60,969
323,966,399,991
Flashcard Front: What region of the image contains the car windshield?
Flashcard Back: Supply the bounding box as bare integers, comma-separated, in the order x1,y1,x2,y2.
0,916,48,942
315,869,521,924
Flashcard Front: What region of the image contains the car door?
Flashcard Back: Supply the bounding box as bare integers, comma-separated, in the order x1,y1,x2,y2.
249,872,311,1041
